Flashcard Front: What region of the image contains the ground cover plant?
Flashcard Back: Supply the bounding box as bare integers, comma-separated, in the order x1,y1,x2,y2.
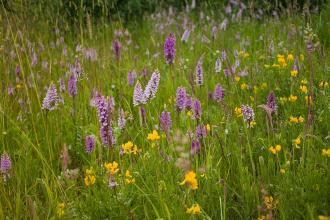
0,0,329,219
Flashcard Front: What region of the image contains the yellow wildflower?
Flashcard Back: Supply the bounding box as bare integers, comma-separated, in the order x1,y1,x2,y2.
293,137,301,148
287,53,294,61
180,171,198,190
264,196,274,209
300,85,308,94
240,83,248,90
84,174,96,187
289,116,299,123
289,95,297,102
187,111,192,117
277,54,287,67
250,120,257,128
234,107,243,117
279,96,287,104
280,168,286,174
298,116,304,123
301,79,308,84
291,70,298,77
125,170,136,184
269,145,281,154
258,215,266,220
319,81,329,89
85,167,94,176
206,124,211,132
234,76,241,82
104,161,119,175
261,82,268,89
121,141,140,155
56,203,65,217
147,130,160,141
186,204,201,215
321,149,330,157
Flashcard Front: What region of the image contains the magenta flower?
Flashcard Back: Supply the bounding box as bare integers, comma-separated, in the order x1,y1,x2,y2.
133,81,146,106
267,91,278,113
42,83,60,110
193,99,202,119
127,71,137,86
213,84,225,102
59,78,65,93
215,58,222,73
159,111,172,135
94,95,116,147
7,84,14,96
1,153,11,181
164,33,176,64
185,95,193,110
112,39,121,60
175,87,186,112
118,108,126,130
195,63,203,85
196,124,207,139
85,135,95,153
68,74,77,97
181,29,190,43
191,139,200,155
0,153,11,174
144,70,160,102
241,104,255,125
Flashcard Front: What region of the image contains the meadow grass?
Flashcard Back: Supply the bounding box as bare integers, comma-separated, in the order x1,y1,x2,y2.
0,3,329,220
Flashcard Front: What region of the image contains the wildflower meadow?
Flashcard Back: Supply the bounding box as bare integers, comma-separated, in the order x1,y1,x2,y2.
0,0,329,219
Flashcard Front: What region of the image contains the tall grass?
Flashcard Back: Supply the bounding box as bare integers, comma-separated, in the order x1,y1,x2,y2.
0,1,329,219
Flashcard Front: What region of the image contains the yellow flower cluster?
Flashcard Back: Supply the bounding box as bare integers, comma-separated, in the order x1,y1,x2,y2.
321,149,330,156
104,161,119,175
125,170,135,184
240,83,248,90
287,53,294,61
293,137,301,148
291,70,298,78
319,81,329,89
289,116,304,124
147,130,160,141
234,107,243,117
299,85,308,94
122,141,140,155
264,196,274,209
269,145,282,154
84,167,96,187
56,203,65,217
180,170,198,190
277,54,287,68
289,95,297,102
186,204,201,215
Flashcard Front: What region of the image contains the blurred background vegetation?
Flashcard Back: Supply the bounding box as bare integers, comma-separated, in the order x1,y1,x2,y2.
1,0,329,47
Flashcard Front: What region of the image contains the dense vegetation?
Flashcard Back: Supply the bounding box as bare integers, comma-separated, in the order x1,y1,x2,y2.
0,0,329,219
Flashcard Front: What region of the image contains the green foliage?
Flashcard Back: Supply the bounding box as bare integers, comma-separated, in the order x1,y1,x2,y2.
0,3,329,220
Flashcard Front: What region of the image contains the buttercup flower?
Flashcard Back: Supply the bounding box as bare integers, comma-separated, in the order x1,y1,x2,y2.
104,161,119,175
180,170,198,190
147,130,160,141
186,204,201,215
